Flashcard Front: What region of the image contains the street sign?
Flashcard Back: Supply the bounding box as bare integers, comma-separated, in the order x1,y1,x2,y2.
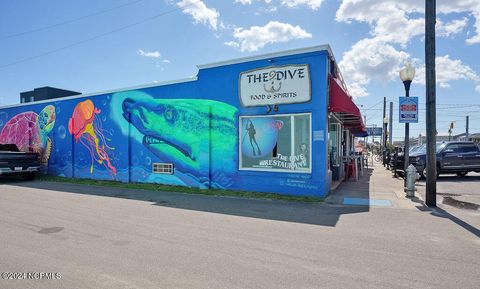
399,96,418,123
366,127,383,136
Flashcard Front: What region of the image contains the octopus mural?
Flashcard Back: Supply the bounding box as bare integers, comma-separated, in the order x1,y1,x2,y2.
68,99,116,176
0,105,56,165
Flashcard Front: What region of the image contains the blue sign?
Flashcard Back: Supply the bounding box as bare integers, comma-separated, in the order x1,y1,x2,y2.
399,96,418,123
366,127,383,136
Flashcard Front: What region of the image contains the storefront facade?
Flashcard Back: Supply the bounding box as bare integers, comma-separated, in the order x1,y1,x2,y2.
0,45,364,197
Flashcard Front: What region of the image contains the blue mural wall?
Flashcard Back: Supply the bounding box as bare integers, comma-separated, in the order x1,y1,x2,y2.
0,49,330,197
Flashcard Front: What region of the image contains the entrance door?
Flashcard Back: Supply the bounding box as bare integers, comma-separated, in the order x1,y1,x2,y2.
442,143,463,169
459,143,480,168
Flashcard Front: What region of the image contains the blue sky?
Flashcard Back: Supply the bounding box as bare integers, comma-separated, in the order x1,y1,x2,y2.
1,0,479,140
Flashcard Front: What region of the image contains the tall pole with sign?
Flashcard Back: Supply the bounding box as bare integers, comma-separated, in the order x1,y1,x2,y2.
389,101,393,144
399,63,416,189
382,97,387,166
425,0,436,207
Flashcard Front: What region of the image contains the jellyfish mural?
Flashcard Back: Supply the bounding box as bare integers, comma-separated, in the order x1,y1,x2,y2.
68,99,116,176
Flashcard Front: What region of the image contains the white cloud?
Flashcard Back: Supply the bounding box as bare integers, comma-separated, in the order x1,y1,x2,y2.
415,55,480,91
436,1,480,44
437,18,469,37
336,0,480,97
281,0,324,10
338,38,409,98
137,49,161,58
234,0,322,10
336,0,424,47
224,41,240,48
235,0,253,4
229,21,312,52
337,0,480,45
162,59,171,63
177,0,220,30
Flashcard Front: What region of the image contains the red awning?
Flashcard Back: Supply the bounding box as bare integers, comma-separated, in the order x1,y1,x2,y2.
328,75,366,136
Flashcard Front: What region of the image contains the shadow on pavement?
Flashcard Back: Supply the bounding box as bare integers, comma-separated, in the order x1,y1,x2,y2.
411,197,480,238
4,178,369,227
326,166,377,209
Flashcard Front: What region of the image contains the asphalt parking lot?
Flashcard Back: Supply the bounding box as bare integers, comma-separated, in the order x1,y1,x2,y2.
1,179,479,289
417,172,480,210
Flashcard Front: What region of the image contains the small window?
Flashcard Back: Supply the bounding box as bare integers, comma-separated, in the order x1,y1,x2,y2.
460,144,478,153
445,144,460,153
30,96,34,102
239,113,311,173
152,163,174,174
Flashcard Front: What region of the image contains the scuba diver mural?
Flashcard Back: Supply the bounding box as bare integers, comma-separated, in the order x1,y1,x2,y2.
245,120,262,156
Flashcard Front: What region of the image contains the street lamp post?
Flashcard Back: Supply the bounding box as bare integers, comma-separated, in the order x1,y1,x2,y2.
383,117,388,166
400,63,415,188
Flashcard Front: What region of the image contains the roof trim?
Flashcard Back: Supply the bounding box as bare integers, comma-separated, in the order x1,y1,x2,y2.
0,77,198,110
197,44,332,69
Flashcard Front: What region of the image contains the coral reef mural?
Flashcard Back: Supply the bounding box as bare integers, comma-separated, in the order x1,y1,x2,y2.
68,99,116,176
0,105,56,165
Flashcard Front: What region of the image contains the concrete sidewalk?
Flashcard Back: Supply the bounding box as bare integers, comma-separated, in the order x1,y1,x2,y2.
326,160,424,209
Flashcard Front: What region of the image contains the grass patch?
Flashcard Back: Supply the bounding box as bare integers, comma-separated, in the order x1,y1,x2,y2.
38,175,323,203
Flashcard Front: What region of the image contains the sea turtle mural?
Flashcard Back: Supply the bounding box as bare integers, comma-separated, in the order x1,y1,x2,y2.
0,105,56,165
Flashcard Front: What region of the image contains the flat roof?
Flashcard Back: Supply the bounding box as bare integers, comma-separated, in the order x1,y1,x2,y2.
197,45,332,69
0,77,197,110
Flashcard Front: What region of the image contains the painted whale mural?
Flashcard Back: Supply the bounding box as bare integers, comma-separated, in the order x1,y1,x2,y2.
122,96,238,188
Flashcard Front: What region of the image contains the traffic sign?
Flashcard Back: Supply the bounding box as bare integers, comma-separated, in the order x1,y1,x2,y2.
399,96,418,123
366,127,383,136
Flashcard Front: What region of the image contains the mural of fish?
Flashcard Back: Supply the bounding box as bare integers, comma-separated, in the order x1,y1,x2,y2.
122,96,238,188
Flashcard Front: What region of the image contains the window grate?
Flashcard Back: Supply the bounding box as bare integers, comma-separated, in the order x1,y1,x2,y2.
152,163,174,174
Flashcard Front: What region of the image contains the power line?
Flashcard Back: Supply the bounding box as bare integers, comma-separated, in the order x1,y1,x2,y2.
359,99,383,111
0,7,180,69
0,0,145,40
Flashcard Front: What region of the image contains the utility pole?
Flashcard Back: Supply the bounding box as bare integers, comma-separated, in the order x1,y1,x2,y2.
448,122,454,141
425,0,436,207
364,115,367,149
389,102,393,144
466,116,469,140
382,97,387,165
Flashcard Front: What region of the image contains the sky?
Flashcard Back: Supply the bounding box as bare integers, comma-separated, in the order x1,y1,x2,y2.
1,0,480,141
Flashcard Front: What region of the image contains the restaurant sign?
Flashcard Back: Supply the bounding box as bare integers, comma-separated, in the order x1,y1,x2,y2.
239,64,311,107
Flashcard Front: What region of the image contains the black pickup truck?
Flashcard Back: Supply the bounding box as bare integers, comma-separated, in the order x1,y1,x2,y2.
410,141,480,178
0,144,40,180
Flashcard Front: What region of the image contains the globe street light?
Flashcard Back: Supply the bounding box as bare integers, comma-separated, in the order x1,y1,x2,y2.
400,63,415,188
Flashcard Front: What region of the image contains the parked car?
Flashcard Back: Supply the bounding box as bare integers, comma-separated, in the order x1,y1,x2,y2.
0,144,40,180
411,141,480,178
390,145,426,175
388,147,402,173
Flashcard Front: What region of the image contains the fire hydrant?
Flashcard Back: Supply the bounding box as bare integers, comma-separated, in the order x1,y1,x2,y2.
405,164,417,198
